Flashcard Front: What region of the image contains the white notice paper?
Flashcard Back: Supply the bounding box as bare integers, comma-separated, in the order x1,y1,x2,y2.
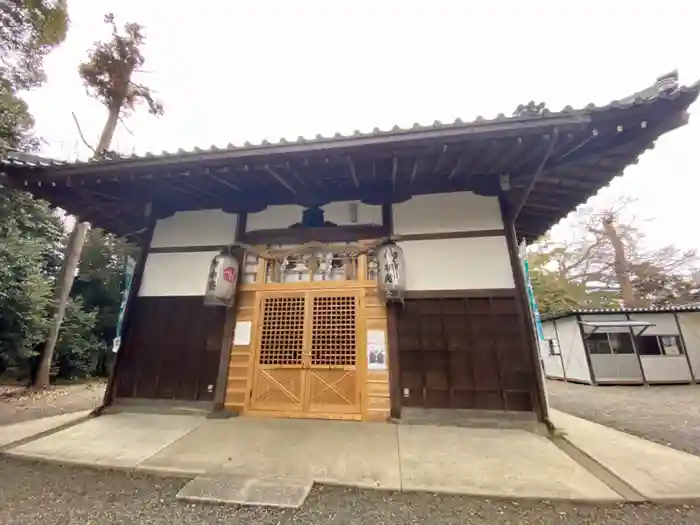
367,329,387,370
233,321,252,346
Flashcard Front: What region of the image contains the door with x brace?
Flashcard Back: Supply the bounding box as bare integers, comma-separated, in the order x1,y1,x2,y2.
249,291,361,418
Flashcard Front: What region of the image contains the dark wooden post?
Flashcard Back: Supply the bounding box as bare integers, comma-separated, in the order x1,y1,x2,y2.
97,219,155,413
387,301,402,420
498,194,550,425
212,213,248,414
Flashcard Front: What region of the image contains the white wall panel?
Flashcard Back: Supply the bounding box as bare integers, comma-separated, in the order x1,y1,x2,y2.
399,236,514,291
393,192,502,235
150,210,237,248
139,251,218,297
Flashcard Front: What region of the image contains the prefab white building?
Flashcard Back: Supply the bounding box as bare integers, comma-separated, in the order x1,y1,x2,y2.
541,307,700,385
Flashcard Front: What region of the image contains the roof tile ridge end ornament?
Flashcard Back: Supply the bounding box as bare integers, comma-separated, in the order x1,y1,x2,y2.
611,70,683,107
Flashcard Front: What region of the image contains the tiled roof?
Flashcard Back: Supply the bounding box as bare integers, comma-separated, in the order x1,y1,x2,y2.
543,305,700,321
3,71,698,170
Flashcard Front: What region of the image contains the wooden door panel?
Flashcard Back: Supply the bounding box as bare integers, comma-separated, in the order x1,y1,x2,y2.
249,293,306,412
306,369,358,414
250,368,305,411
306,293,360,415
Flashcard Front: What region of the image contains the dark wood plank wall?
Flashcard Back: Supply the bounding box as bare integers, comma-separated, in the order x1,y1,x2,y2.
114,296,225,402
397,293,535,412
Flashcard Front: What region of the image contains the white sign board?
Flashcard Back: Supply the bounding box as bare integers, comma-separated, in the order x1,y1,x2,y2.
233,321,252,346
367,329,387,370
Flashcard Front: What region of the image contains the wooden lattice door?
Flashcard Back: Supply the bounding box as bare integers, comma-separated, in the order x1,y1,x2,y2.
249,294,306,412
306,294,360,416
249,291,361,418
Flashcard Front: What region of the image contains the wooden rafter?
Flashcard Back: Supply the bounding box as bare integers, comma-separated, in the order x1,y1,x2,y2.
408,157,420,188
346,156,360,189
390,155,398,189
446,156,464,181
204,167,240,191
513,128,560,220
264,165,298,195
432,144,448,174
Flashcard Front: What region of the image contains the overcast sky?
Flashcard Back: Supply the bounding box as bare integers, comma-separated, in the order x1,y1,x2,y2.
22,1,700,250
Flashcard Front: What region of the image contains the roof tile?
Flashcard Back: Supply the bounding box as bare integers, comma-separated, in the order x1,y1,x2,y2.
2,72,697,170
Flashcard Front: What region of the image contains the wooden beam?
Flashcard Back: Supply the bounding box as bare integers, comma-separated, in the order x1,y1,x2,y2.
408,158,420,187
513,129,560,220
390,155,398,190
432,144,448,174
97,219,156,413
446,156,464,181
499,194,551,427
264,165,298,195
346,156,360,188
205,168,240,191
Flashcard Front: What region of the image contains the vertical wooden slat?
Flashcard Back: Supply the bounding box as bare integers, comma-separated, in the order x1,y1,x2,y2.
489,296,508,410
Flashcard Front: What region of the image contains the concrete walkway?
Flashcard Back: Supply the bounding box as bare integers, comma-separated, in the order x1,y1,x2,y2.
0,410,91,449
550,409,700,501
2,409,700,504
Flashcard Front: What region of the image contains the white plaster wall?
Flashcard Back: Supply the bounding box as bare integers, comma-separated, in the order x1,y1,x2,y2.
246,201,382,231
392,191,502,235
641,356,692,383
627,313,679,335
677,312,700,378
591,355,643,383
150,210,238,248
139,251,218,297
555,317,592,383
398,236,514,291
540,321,565,379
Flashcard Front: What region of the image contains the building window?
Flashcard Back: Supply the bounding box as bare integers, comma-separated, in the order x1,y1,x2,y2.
547,339,561,356
586,332,635,355
636,335,684,356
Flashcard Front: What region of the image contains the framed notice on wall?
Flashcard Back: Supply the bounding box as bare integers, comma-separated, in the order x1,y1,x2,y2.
367,329,387,370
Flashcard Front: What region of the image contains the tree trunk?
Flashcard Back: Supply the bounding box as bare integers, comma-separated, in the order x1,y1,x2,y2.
34,222,89,388
602,215,637,307
33,105,122,389
96,106,120,155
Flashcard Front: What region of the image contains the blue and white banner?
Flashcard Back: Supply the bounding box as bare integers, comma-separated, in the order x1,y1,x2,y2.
112,256,136,353
519,241,545,341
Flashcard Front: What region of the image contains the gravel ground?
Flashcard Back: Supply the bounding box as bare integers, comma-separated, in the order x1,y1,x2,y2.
1,457,699,525
0,381,106,425
546,379,700,456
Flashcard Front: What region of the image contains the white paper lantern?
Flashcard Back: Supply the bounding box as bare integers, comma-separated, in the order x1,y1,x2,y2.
204,253,240,307
377,242,405,302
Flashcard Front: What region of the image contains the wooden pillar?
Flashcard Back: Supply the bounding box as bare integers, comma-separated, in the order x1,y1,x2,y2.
213,213,248,413
98,220,155,412
387,301,402,419
498,194,549,425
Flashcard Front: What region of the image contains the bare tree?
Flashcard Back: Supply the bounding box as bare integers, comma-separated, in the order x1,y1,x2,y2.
35,13,163,388
529,197,699,312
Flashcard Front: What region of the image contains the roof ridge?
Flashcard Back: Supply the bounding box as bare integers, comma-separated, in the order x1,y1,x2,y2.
3,72,698,170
